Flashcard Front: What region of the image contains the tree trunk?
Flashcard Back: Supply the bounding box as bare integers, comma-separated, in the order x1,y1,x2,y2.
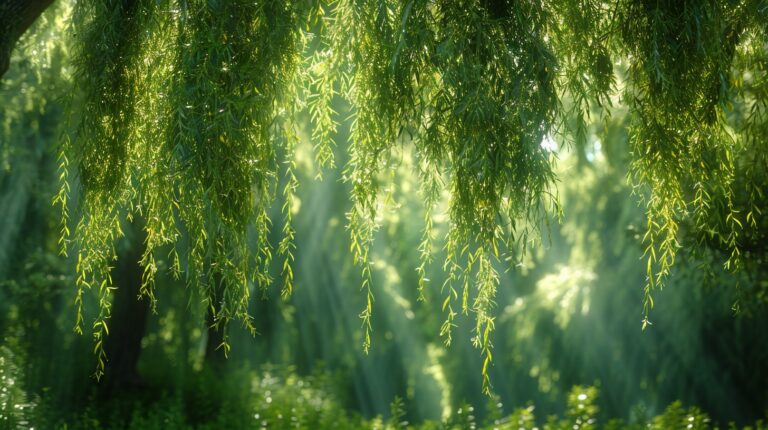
0,0,55,78
204,275,227,368
99,218,150,398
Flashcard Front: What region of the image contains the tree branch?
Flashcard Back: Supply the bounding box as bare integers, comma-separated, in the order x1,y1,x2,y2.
0,0,56,79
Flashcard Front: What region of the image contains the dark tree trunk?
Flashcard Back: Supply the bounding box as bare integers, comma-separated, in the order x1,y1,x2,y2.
204,275,227,368
0,0,55,78
99,219,150,398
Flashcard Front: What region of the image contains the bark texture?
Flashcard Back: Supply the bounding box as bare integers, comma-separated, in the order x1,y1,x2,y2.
0,0,55,78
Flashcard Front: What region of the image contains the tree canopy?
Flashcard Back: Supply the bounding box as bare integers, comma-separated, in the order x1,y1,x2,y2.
2,0,767,394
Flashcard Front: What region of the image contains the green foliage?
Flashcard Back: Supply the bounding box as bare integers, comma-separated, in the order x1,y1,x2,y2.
649,401,710,430
505,405,537,430
0,347,33,430
389,395,409,429
444,401,477,430
617,0,768,324
62,0,313,376
55,0,566,392
2,0,765,394
564,386,599,430
27,388,766,430
0,0,71,284
30,367,372,429
3,1,768,428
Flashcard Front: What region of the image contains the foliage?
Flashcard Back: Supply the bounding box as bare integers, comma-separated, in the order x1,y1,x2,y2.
0,347,36,430
492,137,768,422
2,2,768,429
0,0,71,283
60,0,313,378
1,0,767,396
4,371,766,430
618,0,768,326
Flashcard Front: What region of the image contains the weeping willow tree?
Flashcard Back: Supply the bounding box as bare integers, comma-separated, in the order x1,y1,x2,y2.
2,0,767,394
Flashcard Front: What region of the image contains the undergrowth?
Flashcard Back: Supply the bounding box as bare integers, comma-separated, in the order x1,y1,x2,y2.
1,350,765,430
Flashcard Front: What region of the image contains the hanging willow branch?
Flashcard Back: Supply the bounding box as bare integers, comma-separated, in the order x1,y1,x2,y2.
618,0,767,326
63,0,311,377
38,0,768,391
